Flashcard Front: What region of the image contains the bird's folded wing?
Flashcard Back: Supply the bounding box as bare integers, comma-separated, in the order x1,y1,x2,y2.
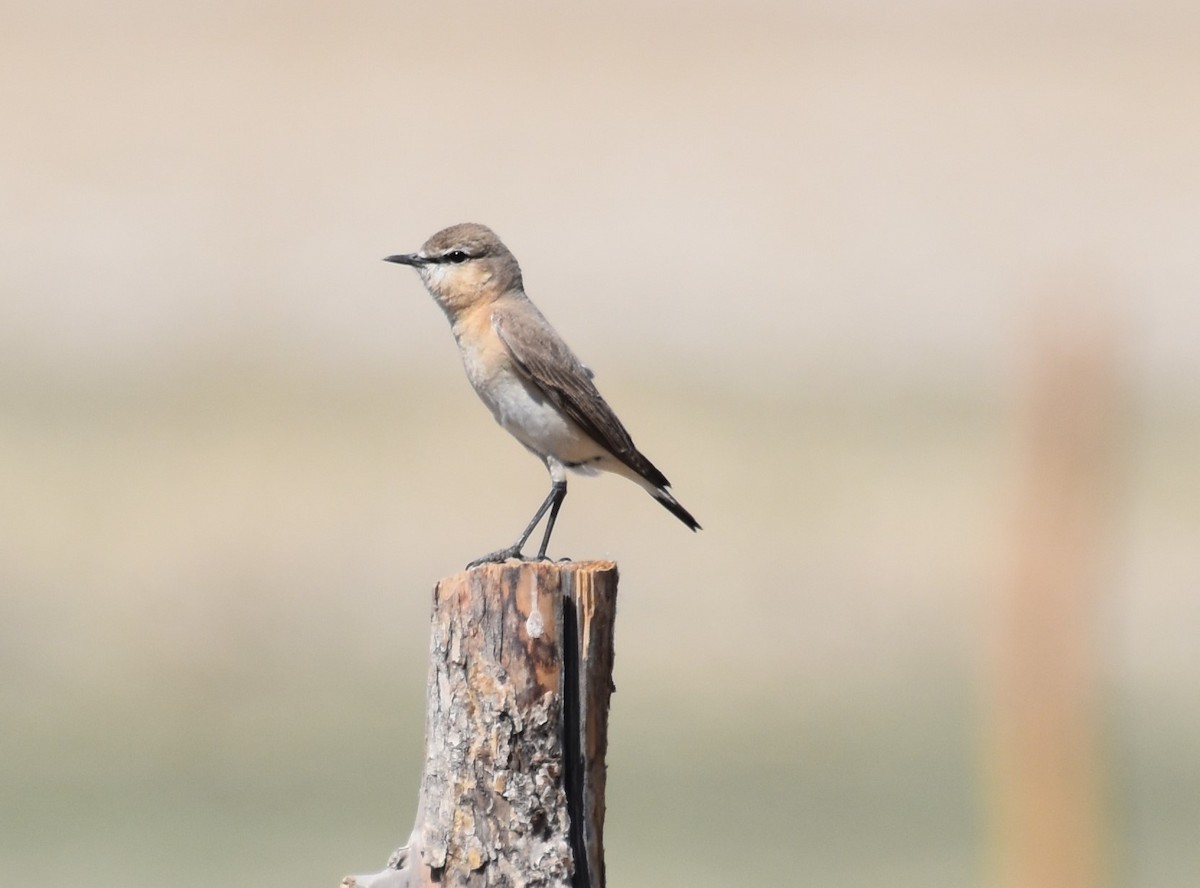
492,308,669,489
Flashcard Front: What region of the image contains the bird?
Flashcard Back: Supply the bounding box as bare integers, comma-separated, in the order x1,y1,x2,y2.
384,222,700,568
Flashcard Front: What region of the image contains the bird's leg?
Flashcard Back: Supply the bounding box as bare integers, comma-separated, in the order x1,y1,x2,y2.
534,481,568,560
465,482,563,569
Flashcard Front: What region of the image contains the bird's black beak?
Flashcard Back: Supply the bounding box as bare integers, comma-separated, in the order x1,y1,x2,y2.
384,253,428,267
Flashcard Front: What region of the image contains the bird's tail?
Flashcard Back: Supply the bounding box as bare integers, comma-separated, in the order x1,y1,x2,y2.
652,487,701,531
614,451,701,531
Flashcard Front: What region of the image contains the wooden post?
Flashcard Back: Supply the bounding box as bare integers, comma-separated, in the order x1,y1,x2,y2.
343,560,618,888
986,309,1120,888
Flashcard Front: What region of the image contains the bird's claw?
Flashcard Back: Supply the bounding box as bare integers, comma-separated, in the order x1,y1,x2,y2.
464,549,571,569
465,546,524,570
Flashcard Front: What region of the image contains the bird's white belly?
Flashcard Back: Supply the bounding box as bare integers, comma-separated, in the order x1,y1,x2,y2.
469,362,597,465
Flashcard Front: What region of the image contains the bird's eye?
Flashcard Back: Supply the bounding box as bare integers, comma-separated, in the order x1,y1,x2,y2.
445,250,470,264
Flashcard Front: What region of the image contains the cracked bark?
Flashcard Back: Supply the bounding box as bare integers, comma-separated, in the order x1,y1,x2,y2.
342,560,618,888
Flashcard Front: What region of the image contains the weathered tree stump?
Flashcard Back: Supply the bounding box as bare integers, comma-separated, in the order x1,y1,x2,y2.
343,560,618,888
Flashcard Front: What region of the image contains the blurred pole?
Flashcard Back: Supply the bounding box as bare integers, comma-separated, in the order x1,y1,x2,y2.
986,298,1123,888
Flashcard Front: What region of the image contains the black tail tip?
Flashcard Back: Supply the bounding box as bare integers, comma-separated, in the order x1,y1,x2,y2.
654,490,701,532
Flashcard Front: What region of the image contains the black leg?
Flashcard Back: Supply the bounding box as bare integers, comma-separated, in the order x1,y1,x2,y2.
466,481,565,569
534,481,568,560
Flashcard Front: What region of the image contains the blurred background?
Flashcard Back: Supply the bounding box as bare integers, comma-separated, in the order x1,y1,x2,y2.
2,1,1197,885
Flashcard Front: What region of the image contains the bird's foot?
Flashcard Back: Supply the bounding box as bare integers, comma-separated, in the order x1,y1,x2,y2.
465,545,524,570
465,546,575,570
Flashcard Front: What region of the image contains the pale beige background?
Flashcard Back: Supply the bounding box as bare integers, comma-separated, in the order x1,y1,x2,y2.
2,2,1197,886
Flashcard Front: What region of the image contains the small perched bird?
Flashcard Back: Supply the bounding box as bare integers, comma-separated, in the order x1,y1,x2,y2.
385,222,699,567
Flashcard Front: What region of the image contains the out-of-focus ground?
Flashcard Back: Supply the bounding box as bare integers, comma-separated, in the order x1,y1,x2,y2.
2,2,1198,886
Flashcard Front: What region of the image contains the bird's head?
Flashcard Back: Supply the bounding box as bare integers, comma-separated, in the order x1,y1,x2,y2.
385,222,524,316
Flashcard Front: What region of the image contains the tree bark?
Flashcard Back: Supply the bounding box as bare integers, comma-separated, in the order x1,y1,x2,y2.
343,560,618,888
